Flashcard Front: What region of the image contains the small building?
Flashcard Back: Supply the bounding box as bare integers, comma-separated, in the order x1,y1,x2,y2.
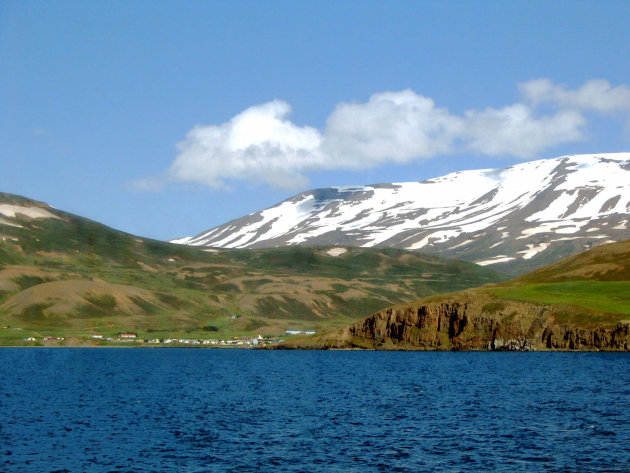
90,334,103,339
286,329,303,336
24,337,36,342
118,333,137,339
43,336,64,341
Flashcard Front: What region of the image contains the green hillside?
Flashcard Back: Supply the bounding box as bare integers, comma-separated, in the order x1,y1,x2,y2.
0,192,506,345
514,239,630,283
282,239,630,351
487,239,630,327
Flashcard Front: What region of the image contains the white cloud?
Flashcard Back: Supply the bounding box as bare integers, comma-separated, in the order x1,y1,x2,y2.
463,104,586,157
323,90,463,166
143,79,628,190
168,100,323,188
130,177,166,193
520,78,630,113
168,100,323,190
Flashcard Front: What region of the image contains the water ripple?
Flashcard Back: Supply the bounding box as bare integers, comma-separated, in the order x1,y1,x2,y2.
0,349,629,472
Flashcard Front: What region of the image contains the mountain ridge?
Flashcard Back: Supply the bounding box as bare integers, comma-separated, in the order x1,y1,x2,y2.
174,153,630,275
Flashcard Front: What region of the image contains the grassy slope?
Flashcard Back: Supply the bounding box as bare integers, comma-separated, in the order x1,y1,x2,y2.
0,193,506,344
282,239,630,349
487,239,630,320
492,281,630,316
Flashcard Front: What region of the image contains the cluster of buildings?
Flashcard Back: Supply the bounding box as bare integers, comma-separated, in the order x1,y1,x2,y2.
87,333,138,343
40,336,64,342
147,335,266,346
27,330,316,346
285,329,316,336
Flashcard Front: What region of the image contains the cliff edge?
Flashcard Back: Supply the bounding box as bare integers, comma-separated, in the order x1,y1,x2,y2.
278,240,630,351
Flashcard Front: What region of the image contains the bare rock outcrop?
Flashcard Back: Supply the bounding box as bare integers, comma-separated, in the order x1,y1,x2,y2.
314,292,630,351
541,322,630,351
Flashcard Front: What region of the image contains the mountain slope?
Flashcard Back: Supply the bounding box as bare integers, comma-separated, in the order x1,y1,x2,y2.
279,240,630,351
174,153,630,275
0,193,505,345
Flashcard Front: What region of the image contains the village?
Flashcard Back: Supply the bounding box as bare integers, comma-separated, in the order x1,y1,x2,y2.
24,329,317,347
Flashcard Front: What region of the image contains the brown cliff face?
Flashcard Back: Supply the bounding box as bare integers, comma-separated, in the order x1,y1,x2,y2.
346,301,470,349
276,240,630,351
338,292,630,351
280,291,630,351
541,323,630,351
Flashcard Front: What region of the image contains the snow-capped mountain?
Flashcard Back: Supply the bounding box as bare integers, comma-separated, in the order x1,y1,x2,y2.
173,153,630,274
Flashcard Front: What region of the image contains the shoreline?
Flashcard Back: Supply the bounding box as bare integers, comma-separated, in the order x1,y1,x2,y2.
1,344,628,352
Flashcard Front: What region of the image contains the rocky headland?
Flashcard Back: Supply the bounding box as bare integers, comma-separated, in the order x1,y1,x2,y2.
278,239,630,351
278,291,630,351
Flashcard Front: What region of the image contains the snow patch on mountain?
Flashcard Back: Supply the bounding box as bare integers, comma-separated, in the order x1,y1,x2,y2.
0,217,23,228
476,255,516,266
327,248,348,257
518,243,550,260
0,204,59,221
173,153,630,274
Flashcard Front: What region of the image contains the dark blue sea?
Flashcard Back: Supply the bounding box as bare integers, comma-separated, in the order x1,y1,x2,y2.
1,349,629,472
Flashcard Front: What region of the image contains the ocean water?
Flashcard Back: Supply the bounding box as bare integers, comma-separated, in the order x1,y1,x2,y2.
1,349,629,473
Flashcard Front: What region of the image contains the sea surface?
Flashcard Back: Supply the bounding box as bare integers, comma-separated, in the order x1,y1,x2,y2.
1,349,629,473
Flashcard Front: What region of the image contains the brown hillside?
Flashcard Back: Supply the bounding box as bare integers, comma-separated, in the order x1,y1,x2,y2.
516,239,630,283
279,240,630,351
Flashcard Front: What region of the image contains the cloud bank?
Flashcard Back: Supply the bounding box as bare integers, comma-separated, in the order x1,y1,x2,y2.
519,79,630,113
170,101,324,190
148,79,630,190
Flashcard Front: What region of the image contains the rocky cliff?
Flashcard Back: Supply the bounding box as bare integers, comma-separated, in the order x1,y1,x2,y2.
280,291,630,351
277,240,630,351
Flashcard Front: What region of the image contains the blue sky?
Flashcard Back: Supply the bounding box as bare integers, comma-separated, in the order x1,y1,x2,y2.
1,1,629,240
